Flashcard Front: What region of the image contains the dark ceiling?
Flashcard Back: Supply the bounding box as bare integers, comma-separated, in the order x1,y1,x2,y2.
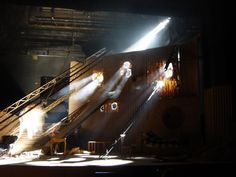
1,5,163,54
1,2,201,58
4,0,211,17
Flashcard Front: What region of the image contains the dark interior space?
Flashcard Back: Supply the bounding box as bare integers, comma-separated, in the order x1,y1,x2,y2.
0,0,234,177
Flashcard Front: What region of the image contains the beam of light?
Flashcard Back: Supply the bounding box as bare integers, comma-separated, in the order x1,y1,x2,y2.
147,80,165,101
178,49,180,61
102,61,174,158
120,68,125,76
147,61,175,101
109,75,129,99
71,80,98,101
89,63,133,139
18,105,46,139
104,69,124,94
101,113,137,158
8,105,46,155
71,72,104,101
74,64,130,140
59,64,132,139
103,62,173,156
102,121,134,158
102,79,163,158
104,60,132,94
70,75,94,90
124,18,171,52
56,75,93,97
109,63,132,99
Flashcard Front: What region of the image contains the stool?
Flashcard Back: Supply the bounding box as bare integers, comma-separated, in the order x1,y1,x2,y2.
50,137,67,155
88,141,111,154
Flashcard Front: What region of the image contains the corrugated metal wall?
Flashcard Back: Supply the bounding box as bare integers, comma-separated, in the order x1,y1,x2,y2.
204,86,233,145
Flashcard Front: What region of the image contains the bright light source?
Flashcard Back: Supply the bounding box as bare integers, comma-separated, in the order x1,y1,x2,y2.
92,73,98,81
123,61,131,69
92,72,104,85
124,18,171,52
111,102,118,110
164,63,173,79
178,50,180,61
100,105,104,112
154,80,165,90
125,69,132,78
120,133,126,138
97,73,104,83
